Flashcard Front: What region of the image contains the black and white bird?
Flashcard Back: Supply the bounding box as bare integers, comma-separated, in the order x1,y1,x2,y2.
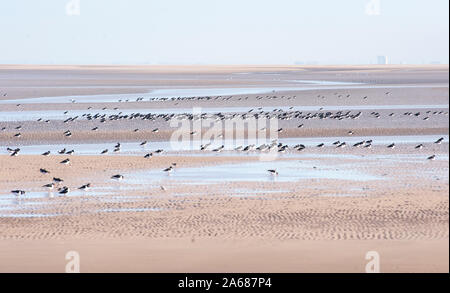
415,144,424,149
294,144,306,151
11,190,25,196
212,145,224,152
42,151,51,156
53,177,64,184
60,158,71,165
78,183,91,191
40,168,50,174
6,147,19,153
427,155,436,160
163,166,174,173
43,183,55,190
267,169,278,176
58,186,70,195
111,174,124,180
387,143,395,149
434,137,444,144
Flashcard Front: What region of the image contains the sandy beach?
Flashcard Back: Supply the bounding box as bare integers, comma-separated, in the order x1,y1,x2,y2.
0,65,448,273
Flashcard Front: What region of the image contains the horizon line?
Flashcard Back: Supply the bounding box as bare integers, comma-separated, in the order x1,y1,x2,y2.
0,63,448,67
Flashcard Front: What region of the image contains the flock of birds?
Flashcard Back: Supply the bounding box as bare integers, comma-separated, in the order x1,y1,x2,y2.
7,143,177,196
6,134,445,197
2,93,447,198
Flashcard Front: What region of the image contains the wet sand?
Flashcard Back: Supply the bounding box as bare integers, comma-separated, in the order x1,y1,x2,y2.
0,239,447,273
0,65,448,272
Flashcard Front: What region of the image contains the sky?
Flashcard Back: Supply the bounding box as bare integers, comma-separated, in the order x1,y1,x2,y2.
0,0,448,65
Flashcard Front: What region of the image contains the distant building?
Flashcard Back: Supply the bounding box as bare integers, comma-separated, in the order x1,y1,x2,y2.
377,56,389,65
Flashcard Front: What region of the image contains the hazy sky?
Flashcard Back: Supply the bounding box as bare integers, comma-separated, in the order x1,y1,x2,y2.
0,0,448,64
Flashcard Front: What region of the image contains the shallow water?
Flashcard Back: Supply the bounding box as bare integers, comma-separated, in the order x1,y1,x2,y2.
1,149,446,218
97,207,161,213
2,135,447,155
0,86,333,104
0,190,111,200
229,188,292,197
0,104,448,121
0,213,62,218
300,153,449,162
0,83,447,104
126,160,383,185
0,189,157,218
289,80,364,85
